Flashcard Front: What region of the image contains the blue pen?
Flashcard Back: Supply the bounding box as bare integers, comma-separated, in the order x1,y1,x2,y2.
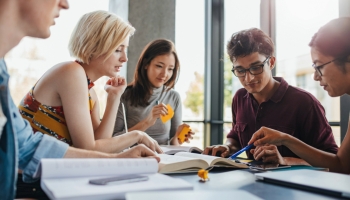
227,143,254,160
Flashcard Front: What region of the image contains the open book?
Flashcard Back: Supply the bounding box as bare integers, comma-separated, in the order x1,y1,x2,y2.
158,152,249,173
160,145,203,155
40,158,193,200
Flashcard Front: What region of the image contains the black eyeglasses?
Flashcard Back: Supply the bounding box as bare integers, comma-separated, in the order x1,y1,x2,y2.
231,56,270,77
312,59,336,77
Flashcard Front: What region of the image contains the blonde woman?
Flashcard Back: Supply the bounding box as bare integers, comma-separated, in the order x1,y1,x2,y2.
18,10,162,153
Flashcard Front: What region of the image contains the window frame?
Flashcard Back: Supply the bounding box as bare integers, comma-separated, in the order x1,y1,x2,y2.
190,0,348,146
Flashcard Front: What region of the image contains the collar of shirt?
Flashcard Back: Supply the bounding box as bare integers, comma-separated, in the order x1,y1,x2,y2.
0,59,9,140
244,77,289,104
0,59,8,85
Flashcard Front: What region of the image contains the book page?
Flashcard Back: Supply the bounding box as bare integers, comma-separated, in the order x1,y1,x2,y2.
174,152,220,165
160,145,203,155
160,145,192,154
158,154,208,173
41,158,158,179
189,146,203,153
174,152,248,168
158,154,196,164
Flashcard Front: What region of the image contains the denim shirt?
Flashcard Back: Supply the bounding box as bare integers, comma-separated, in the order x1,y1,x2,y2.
0,59,69,199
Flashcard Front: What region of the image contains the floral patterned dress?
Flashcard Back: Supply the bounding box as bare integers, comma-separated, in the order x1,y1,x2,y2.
18,73,95,146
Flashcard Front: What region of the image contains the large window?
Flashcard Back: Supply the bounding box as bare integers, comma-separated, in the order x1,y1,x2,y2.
177,0,342,148
275,0,340,145
175,0,205,148
6,1,110,117
6,0,346,149
223,0,260,143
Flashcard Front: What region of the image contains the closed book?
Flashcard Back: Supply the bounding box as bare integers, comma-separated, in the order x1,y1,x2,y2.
40,158,193,200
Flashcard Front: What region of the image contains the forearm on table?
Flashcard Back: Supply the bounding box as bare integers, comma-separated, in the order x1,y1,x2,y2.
95,95,121,139
94,132,141,153
283,135,343,172
282,157,310,166
225,138,241,153
73,132,140,153
64,146,114,158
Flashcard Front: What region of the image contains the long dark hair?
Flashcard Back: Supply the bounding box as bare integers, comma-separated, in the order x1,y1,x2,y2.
125,39,180,107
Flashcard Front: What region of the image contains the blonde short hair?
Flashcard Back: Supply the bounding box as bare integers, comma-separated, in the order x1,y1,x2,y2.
69,10,135,64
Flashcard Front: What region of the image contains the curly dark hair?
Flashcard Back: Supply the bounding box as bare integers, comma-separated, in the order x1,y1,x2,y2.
226,28,274,62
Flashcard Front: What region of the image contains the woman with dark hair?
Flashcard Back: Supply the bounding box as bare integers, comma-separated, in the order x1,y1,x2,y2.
113,39,194,145
249,17,350,174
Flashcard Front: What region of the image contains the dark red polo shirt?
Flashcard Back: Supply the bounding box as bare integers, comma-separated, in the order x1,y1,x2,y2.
227,77,338,159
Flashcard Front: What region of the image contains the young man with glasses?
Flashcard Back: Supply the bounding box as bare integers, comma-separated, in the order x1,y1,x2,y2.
203,28,338,165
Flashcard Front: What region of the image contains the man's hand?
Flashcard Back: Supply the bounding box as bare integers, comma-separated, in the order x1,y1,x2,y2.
202,145,231,157
250,144,286,164
115,144,160,162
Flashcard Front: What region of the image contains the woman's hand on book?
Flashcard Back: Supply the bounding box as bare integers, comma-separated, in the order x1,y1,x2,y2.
134,131,163,153
115,144,160,162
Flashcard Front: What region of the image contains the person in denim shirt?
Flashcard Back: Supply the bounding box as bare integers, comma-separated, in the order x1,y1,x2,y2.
0,1,159,199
